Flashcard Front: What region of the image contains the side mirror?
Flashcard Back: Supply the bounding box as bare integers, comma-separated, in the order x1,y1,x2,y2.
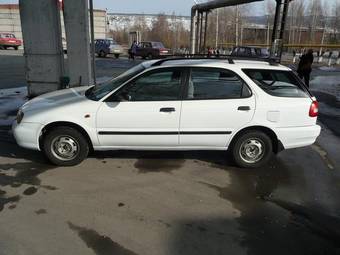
121,92,132,101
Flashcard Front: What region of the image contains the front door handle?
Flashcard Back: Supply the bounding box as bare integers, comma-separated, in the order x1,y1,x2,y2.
160,107,176,113
238,106,251,111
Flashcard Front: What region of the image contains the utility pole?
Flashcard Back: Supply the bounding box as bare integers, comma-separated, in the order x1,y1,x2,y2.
267,17,270,47
235,5,239,46
215,8,219,48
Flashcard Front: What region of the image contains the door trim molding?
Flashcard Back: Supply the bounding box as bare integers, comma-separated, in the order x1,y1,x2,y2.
98,131,232,135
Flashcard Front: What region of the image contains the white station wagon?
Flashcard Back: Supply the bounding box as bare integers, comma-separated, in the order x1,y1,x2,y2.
13,58,321,168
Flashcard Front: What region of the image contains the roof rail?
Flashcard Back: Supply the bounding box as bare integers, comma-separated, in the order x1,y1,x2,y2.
150,54,280,67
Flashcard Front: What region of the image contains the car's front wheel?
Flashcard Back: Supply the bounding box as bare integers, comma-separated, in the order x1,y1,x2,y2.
43,126,89,166
231,131,273,168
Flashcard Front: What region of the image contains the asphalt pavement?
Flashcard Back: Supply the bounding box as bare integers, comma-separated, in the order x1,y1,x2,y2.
1,49,340,255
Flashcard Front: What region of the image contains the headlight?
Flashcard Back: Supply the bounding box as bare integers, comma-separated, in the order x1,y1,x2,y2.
16,110,24,124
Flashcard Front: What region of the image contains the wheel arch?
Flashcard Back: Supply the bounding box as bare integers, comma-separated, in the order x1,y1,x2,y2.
39,121,94,151
229,125,283,154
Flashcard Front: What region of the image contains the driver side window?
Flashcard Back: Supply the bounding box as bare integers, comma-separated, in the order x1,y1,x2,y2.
117,69,182,101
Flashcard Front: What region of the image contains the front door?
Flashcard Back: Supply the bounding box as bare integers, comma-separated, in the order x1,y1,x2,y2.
179,67,256,148
96,68,184,148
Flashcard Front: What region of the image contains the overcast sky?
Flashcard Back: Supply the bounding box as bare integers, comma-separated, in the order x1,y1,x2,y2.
0,0,336,16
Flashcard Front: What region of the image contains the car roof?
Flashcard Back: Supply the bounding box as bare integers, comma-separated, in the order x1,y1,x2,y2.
143,59,290,71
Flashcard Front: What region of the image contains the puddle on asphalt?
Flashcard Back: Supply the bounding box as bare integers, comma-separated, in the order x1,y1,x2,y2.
23,186,38,196
199,158,340,255
0,194,20,212
311,144,335,170
134,158,185,173
68,222,139,255
35,209,47,215
0,149,56,212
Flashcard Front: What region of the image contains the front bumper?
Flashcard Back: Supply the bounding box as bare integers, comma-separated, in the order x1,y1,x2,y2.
12,121,43,151
276,125,321,150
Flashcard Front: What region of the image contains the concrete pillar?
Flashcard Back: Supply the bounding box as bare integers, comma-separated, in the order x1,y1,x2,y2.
19,0,65,97
63,0,92,87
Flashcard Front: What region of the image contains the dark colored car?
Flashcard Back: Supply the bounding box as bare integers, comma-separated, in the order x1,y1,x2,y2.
95,39,124,58
231,46,270,58
0,33,21,50
135,41,171,59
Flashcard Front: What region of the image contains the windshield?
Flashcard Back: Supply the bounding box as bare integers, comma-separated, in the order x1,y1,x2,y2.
86,64,145,101
109,40,117,45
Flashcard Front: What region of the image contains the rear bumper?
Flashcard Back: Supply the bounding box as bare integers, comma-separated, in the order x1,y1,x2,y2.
109,49,123,54
12,121,42,151
0,42,21,47
276,125,321,150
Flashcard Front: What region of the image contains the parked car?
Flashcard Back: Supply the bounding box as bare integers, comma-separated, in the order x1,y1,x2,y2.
13,58,321,168
134,41,171,59
231,46,270,58
0,33,22,50
95,39,124,58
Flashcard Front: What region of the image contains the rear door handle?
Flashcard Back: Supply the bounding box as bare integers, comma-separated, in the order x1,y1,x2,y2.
238,106,251,111
160,107,176,113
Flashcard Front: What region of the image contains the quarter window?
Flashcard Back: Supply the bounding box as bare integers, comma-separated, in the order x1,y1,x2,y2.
243,69,309,98
120,69,182,101
186,68,251,100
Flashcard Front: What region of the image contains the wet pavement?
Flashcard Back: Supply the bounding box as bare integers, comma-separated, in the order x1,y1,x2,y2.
1,50,340,255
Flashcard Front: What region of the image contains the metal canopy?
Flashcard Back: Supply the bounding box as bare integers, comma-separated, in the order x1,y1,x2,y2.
192,0,264,12
190,0,291,62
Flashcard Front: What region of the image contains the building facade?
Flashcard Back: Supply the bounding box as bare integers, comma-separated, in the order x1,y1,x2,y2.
0,4,107,47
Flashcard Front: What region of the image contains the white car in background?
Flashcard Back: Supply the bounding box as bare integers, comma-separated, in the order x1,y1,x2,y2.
13,58,321,168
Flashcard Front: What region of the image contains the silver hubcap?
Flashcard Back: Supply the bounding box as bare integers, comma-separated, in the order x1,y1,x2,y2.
51,136,79,161
239,138,265,164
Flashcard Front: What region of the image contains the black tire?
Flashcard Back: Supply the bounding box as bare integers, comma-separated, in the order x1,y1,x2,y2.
14,46,18,50
148,53,153,60
43,126,89,166
114,54,120,59
231,131,273,168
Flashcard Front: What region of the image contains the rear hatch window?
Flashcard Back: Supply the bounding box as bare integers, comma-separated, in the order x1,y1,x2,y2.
242,69,310,98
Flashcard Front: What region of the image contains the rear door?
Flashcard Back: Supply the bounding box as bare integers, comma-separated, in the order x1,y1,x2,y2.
179,67,256,148
242,69,315,127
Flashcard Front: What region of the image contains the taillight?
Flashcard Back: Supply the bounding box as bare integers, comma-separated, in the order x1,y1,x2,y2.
309,101,319,117
159,48,168,53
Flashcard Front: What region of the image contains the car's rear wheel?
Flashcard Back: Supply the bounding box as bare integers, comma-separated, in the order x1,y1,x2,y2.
231,131,273,168
14,46,18,50
43,126,89,166
148,53,153,59
114,54,120,59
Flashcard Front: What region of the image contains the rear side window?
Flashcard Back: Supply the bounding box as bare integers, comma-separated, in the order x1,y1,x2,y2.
186,68,251,100
152,42,165,48
243,69,309,98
